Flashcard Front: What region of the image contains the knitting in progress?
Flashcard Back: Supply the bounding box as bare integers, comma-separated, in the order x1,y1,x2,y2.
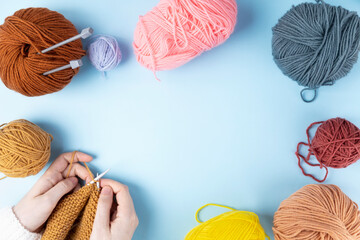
272,0,360,102
0,8,86,96
42,152,100,240
273,184,360,240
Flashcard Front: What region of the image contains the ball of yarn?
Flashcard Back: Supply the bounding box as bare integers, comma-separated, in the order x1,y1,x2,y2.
0,119,52,178
272,1,360,102
185,204,269,240
87,35,122,72
0,8,86,96
296,117,360,182
273,184,360,240
133,0,237,71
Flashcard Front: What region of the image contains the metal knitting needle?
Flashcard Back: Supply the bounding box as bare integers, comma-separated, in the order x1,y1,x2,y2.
40,27,94,54
87,168,110,186
43,59,83,76
96,173,100,188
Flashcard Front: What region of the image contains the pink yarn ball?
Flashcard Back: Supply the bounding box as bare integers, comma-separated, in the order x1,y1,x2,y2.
133,0,237,71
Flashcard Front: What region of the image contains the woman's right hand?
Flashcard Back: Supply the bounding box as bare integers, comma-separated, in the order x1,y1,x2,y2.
90,179,139,240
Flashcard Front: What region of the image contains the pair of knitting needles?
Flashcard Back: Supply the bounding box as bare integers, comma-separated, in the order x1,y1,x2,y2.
87,168,110,188
42,27,94,76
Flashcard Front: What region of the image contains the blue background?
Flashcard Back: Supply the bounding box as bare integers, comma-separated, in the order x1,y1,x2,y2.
1,0,360,239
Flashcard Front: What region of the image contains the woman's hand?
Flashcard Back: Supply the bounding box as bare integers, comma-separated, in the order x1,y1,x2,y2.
13,152,93,232
91,179,138,240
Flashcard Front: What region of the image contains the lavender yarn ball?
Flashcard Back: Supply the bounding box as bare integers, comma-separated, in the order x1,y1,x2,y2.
87,35,122,72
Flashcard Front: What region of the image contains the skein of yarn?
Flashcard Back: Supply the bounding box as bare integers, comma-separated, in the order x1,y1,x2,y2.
272,0,360,102
185,204,269,240
133,0,237,72
296,117,360,182
0,8,86,96
0,119,52,179
273,184,360,240
87,35,122,73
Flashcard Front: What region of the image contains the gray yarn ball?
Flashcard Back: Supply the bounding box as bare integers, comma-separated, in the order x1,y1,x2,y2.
272,1,360,102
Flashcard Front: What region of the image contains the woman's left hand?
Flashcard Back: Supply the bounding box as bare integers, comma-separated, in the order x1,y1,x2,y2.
13,151,93,232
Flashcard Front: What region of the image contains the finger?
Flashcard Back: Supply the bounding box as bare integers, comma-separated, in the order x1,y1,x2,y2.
74,183,81,192
31,152,92,196
47,152,93,174
93,186,113,231
100,179,136,219
62,163,92,183
31,171,64,196
41,177,78,207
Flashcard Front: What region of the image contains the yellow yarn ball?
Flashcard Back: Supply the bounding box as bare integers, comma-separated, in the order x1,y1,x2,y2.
185,204,269,240
0,119,53,179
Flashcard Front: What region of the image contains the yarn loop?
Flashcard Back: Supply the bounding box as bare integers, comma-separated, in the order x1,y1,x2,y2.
272,1,360,102
0,119,52,179
300,88,317,103
273,184,360,240
0,8,86,96
133,0,237,72
296,117,360,182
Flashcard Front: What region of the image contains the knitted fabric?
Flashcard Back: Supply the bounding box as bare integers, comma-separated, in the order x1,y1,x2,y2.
42,183,99,240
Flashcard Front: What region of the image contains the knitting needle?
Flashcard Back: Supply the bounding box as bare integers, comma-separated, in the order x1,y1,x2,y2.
87,168,110,186
43,59,83,76
96,173,100,188
40,27,94,54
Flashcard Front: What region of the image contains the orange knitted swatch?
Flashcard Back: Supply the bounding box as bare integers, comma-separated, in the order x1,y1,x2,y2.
42,183,99,240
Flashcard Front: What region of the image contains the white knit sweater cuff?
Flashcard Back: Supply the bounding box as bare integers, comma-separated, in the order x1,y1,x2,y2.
0,207,42,240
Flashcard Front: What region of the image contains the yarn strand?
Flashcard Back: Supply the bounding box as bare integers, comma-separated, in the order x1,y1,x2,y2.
195,203,237,223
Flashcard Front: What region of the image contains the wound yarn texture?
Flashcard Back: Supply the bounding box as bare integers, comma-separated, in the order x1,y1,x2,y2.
0,8,86,96
273,184,360,240
0,119,52,179
272,2,360,99
296,117,360,182
87,35,122,72
185,204,269,240
133,0,237,71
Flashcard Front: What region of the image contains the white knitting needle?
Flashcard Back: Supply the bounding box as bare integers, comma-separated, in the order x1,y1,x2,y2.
43,59,83,76
96,173,100,188
87,168,110,186
40,27,94,54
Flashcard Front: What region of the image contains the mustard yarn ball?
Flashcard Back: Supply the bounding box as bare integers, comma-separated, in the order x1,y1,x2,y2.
185,204,269,240
0,119,53,178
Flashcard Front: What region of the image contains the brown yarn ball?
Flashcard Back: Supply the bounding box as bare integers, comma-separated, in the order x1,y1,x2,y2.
273,184,360,240
0,8,86,96
0,119,52,178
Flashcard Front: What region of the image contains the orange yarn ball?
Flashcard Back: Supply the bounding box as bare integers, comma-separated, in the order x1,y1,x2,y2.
0,8,86,96
273,184,360,240
0,119,52,178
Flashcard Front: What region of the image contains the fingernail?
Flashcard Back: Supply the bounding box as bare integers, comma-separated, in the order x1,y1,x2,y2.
101,186,112,196
70,177,78,185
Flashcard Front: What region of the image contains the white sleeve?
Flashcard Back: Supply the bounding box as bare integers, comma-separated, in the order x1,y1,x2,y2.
0,207,42,240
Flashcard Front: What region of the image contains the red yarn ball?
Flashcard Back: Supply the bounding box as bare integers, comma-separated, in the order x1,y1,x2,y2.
296,117,360,182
